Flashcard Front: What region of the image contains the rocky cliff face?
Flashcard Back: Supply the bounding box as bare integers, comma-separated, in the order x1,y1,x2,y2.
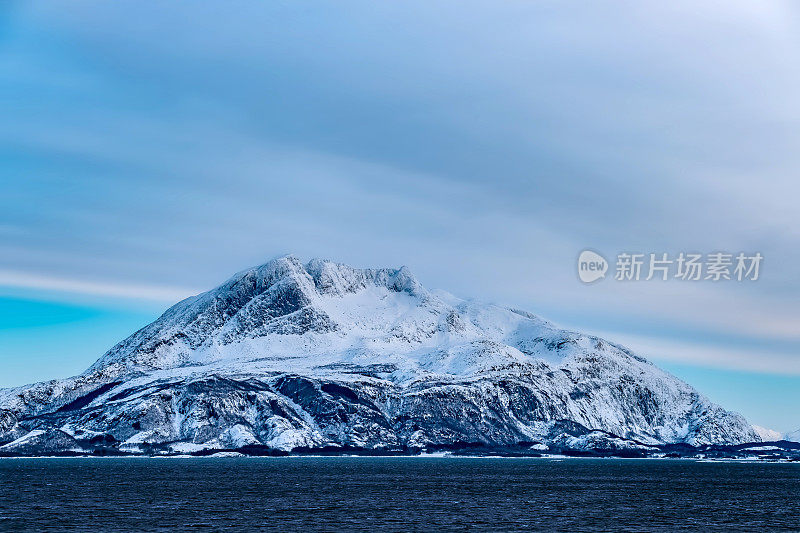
0,256,759,455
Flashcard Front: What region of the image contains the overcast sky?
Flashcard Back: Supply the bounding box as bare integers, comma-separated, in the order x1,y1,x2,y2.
1,1,798,432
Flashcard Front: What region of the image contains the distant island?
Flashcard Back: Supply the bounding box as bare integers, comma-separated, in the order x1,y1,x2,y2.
1,256,797,460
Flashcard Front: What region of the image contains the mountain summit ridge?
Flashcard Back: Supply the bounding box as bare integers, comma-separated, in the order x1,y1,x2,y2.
0,256,759,455
89,255,429,375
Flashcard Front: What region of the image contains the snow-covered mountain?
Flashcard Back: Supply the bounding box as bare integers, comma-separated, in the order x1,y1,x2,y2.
0,256,759,455
752,425,783,442
785,429,800,443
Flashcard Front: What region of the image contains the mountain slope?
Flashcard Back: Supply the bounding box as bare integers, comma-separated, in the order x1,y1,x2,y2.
0,256,759,455
752,425,783,442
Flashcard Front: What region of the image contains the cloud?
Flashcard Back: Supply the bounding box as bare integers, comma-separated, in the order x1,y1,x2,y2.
586,328,800,376
0,270,197,303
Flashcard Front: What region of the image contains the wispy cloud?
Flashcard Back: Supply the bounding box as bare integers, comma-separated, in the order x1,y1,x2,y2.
0,270,197,303
587,328,800,377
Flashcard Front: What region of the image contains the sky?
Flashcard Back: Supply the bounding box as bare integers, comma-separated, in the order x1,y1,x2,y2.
0,1,798,433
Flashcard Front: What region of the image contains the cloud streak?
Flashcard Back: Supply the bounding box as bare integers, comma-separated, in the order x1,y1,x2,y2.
0,270,197,303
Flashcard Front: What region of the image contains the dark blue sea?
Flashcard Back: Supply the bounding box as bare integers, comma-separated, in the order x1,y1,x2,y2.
1,457,798,531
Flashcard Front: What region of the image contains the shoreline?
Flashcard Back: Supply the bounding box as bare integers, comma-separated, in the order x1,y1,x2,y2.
2,454,798,464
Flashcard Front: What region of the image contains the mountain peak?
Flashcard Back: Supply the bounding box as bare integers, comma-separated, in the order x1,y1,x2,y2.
303,257,423,297
222,254,308,292
223,255,425,298
90,256,428,373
